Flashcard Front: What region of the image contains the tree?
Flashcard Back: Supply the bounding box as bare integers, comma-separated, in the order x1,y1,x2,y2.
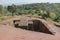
49,12,58,21
7,4,16,16
0,5,3,14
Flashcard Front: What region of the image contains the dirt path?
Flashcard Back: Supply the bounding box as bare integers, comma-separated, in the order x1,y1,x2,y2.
0,15,60,40
0,24,60,40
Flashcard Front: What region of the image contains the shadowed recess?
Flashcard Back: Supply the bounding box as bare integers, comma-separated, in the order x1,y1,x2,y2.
13,20,54,35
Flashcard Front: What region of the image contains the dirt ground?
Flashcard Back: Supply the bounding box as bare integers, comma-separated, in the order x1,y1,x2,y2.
0,24,60,40
0,15,60,40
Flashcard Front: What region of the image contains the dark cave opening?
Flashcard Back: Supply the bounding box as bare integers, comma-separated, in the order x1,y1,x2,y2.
13,20,54,35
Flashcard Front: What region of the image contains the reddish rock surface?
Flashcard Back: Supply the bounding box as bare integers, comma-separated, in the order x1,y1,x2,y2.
0,24,60,40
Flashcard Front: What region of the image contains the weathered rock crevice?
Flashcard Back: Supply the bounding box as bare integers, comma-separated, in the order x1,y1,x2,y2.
13,19,54,35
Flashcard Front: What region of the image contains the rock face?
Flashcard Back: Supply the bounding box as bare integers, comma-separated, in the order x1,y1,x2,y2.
13,16,54,35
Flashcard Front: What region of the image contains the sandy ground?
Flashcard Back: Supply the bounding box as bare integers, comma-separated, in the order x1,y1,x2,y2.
0,24,60,40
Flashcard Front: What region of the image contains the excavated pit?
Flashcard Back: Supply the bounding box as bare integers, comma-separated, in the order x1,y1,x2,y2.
13,20,54,35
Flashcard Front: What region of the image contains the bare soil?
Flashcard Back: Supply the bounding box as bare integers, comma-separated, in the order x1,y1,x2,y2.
0,24,60,40
0,15,60,40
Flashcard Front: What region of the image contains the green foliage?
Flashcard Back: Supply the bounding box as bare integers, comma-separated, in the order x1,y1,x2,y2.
7,4,16,16
0,3,60,22
0,5,3,14
49,12,58,20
